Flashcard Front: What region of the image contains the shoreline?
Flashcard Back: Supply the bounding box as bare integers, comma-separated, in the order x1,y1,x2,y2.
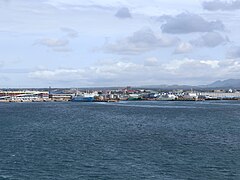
1,98,240,103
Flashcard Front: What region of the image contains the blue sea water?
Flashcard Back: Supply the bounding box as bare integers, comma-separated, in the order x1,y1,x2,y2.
0,101,240,180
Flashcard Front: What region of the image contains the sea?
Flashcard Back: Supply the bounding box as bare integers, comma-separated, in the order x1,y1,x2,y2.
0,101,239,180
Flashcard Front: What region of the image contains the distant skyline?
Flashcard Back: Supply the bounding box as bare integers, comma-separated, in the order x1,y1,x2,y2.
1,0,240,87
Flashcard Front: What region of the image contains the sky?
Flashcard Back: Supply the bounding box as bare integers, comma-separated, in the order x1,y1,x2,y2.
1,0,240,88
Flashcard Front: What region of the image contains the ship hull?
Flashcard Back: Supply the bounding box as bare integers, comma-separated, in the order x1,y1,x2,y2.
72,97,95,102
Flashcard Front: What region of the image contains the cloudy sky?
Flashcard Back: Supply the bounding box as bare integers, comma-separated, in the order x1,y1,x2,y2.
1,0,240,87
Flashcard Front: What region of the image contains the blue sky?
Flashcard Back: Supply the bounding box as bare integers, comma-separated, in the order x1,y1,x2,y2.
0,0,240,87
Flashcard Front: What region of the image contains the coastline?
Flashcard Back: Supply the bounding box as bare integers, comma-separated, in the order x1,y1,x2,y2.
1,98,239,103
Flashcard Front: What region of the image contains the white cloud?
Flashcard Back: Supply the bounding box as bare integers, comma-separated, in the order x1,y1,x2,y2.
35,27,78,52
115,7,132,19
203,0,240,11
1,0,239,87
104,28,179,54
163,59,220,70
36,38,69,47
29,69,86,81
162,58,240,83
29,58,240,86
200,60,220,68
174,42,193,54
144,57,159,66
159,13,225,34
190,32,228,47
61,27,78,38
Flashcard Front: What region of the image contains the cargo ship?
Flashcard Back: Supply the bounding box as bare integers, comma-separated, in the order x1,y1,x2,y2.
72,93,96,102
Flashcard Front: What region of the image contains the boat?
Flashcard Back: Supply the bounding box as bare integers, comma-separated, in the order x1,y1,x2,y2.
127,94,142,101
72,93,96,102
157,94,177,101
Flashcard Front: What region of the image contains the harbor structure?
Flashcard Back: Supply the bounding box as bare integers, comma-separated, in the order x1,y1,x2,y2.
0,87,240,103
0,90,49,102
197,92,240,99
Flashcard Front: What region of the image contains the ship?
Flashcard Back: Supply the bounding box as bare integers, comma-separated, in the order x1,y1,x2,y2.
127,94,142,101
157,94,177,101
72,93,97,102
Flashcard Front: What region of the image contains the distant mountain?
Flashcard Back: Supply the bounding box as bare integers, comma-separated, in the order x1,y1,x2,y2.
138,84,200,90
138,79,240,90
205,79,240,88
